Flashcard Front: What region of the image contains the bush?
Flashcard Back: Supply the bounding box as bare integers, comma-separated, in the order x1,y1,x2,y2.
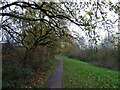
63,43,119,71
2,45,55,88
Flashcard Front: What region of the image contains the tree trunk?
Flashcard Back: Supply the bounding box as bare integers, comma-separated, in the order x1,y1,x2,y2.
20,48,35,68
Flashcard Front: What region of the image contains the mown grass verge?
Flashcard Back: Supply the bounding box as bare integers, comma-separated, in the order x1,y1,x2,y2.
56,55,120,88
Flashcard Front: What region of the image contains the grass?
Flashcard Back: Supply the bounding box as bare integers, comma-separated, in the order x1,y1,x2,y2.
56,55,120,88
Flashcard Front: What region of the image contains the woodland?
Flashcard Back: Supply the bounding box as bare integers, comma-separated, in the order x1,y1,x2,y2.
0,0,120,88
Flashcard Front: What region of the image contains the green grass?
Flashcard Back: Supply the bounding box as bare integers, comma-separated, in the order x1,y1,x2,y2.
56,55,120,88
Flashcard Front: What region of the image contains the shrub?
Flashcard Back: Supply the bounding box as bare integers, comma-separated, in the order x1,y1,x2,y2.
2,45,55,88
63,43,119,71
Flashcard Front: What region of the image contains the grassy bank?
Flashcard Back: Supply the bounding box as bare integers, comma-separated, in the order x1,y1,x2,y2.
57,55,119,88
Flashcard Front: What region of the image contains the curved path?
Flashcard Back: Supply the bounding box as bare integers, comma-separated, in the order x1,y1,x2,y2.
47,60,63,88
